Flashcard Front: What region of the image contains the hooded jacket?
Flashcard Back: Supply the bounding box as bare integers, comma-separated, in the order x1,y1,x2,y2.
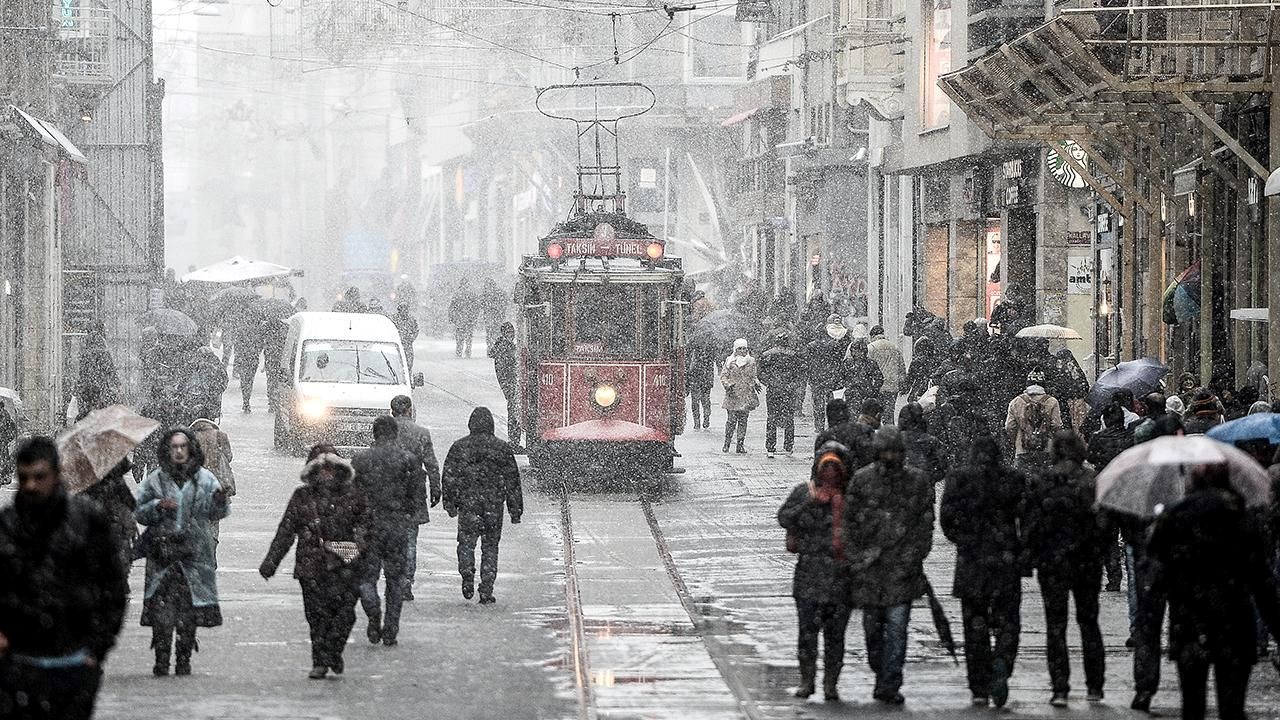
442,408,523,521
260,453,370,581
136,428,229,613
867,332,906,393
190,418,235,496
940,438,1027,600
352,437,427,535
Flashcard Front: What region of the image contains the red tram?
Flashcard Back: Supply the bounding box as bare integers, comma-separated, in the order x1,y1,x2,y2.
515,83,686,472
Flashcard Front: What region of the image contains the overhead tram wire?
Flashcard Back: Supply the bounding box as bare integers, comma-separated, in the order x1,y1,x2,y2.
577,2,734,78
368,0,575,70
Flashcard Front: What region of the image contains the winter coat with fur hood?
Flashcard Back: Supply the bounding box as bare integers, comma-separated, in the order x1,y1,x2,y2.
259,453,370,581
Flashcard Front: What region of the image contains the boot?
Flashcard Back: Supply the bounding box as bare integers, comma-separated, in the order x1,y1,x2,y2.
366,612,382,644
152,631,172,677
174,630,195,676
722,424,733,453
795,659,816,698
823,665,842,702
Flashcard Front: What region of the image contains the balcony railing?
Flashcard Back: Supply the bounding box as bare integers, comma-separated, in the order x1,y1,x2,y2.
51,0,113,85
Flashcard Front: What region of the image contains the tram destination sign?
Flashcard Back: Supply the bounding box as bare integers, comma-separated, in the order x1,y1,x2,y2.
560,237,651,257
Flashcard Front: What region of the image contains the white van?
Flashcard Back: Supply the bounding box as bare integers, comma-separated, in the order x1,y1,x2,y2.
273,312,423,453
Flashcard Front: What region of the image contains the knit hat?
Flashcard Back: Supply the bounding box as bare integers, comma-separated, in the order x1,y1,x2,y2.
733,338,748,351
1165,395,1186,416
1189,389,1219,416
1027,367,1047,386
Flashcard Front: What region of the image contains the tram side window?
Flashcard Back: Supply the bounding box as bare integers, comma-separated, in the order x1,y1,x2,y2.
573,286,637,357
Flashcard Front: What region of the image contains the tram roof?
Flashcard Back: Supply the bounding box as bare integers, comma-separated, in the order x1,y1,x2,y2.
519,257,682,284
545,211,655,241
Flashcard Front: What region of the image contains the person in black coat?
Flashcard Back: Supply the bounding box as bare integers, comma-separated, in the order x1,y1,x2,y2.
352,417,427,645
487,322,524,451
759,332,805,457
806,315,852,433
1087,404,1133,592
390,395,442,600
181,345,229,423
392,303,420,373
74,322,120,421
259,447,371,679
778,442,854,702
843,339,884,413
898,403,948,485
1147,463,1280,720
815,398,874,470
442,407,523,604
685,332,717,431
0,437,128,720
940,434,1026,708
448,280,481,358
80,458,138,572
1024,431,1108,706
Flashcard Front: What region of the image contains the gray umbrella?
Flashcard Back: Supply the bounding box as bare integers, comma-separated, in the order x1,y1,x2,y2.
138,308,198,337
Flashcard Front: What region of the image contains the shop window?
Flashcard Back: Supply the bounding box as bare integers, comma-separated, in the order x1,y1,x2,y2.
922,0,952,130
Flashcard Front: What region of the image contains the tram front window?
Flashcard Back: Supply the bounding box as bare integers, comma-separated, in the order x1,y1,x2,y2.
572,287,637,357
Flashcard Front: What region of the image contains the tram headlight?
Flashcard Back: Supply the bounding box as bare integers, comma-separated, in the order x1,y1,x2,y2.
645,242,664,260
593,384,619,409
547,243,564,260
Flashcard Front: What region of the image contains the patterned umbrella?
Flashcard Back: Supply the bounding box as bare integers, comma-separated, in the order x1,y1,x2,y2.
1162,260,1201,325
56,405,160,493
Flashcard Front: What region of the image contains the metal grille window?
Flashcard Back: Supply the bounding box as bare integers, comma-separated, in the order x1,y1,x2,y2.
52,0,114,84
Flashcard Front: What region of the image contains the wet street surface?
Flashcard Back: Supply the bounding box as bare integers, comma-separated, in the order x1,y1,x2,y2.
32,338,1280,718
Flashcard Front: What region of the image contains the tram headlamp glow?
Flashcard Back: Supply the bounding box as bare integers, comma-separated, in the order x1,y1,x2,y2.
593,384,619,409
645,242,664,260
299,397,329,422
547,243,564,260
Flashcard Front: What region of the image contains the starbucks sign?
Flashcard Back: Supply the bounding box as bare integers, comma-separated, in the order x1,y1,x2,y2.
1048,141,1089,189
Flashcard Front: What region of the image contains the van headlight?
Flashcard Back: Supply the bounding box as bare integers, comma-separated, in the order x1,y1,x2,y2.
299,398,329,422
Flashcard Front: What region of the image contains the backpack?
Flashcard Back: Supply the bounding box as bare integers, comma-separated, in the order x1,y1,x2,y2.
1022,396,1050,452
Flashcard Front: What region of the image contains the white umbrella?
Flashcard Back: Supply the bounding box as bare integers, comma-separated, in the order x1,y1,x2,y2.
1095,435,1271,517
182,256,297,284
1016,324,1083,340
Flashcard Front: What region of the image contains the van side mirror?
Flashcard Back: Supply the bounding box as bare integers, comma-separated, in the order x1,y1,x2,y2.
413,372,425,388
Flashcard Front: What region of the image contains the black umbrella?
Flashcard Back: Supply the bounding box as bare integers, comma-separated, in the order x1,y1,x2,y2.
1087,357,1168,408
137,308,198,337
924,580,958,665
252,297,295,325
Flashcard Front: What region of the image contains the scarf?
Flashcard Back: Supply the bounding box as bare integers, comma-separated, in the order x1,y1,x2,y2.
809,451,847,562
727,352,751,368
825,323,848,340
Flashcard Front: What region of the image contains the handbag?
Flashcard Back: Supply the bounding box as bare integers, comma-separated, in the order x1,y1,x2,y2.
321,539,360,565
138,487,196,566
785,531,800,554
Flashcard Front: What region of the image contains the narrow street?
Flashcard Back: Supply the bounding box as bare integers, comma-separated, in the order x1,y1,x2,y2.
64,338,1279,719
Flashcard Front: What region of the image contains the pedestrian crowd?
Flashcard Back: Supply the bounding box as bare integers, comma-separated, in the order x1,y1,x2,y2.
0,387,522,718
756,289,1280,718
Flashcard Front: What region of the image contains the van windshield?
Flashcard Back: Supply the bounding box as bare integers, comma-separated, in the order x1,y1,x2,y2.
299,340,403,385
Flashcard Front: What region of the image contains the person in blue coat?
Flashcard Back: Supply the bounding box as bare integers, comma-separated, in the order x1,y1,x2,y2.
135,428,229,677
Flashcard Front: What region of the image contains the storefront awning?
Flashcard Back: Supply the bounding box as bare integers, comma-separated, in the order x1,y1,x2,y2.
720,107,760,127
9,106,87,164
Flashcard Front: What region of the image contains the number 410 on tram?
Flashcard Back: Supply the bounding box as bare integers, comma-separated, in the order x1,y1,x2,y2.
515,218,687,474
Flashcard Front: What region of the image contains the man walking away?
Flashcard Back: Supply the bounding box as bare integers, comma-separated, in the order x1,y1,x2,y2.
759,331,804,458
449,280,481,358
940,434,1026,708
352,417,427,645
234,320,264,414
442,407,523,604
898,402,948,485
1024,431,1107,707
392,303,420,373
867,326,906,426
685,333,716,431
0,438,128,719
1004,369,1063,461
389,395,441,601
815,398,874,470
843,340,883,414
845,428,935,704
487,322,525,453
1087,403,1133,592
806,315,851,433
1148,462,1280,720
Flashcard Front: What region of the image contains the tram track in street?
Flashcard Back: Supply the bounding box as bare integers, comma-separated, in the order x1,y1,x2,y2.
554,470,767,720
